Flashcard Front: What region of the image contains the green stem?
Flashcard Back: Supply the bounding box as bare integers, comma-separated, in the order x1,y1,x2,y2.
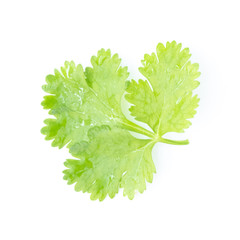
117,118,189,145
117,119,155,138
159,138,189,145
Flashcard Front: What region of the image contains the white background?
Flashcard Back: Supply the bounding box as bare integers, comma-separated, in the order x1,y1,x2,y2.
1,0,240,239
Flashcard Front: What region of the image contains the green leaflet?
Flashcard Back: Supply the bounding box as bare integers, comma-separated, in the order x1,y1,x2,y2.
41,41,200,200
63,128,155,201
41,50,129,148
126,41,200,136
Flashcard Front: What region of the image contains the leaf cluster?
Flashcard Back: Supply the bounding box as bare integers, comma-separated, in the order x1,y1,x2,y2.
41,41,200,200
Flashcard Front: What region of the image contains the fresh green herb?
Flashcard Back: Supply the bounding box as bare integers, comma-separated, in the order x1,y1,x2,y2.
41,41,200,201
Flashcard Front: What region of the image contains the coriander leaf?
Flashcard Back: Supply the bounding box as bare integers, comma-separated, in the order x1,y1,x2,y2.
41,49,130,149
42,42,200,201
63,127,156,201
126,41,200,136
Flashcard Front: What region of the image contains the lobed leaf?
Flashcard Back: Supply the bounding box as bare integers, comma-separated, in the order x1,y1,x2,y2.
126,41,200,136
42,42,200,200
41,50,129,149
63,128,155,201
